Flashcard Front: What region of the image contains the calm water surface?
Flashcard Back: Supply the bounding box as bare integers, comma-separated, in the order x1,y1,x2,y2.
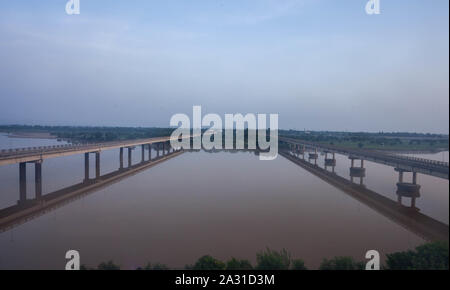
0,134,448,269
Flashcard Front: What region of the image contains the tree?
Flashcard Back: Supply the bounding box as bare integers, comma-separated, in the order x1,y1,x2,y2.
319,257,364,270
139,262,169,270
386,242,449,270
97,260,120,270
291,259,308,270
226,258,253,270
192,255,226,270
256,248,291,270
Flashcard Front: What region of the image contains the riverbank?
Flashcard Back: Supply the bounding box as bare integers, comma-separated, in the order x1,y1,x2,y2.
0,131,56,139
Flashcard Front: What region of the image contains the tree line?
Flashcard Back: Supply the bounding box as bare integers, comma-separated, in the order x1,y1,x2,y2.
81,241,448,270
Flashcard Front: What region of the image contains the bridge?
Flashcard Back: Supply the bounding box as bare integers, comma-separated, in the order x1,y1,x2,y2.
280,137,449,180
0,148,183,232
280,150,448,242
0,136,188,206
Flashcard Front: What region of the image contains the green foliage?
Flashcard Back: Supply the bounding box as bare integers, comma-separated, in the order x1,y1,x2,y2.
97,260,120,270
386,242,449,270
256,248,291,270
225,258,253,270
291,259,308,270
192,255,226,270
139,262,169,270
319,256,364,270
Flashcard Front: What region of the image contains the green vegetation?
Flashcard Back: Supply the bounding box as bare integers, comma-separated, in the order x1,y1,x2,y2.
280,130,449,152
226,257,253,270
318,257,365,270
79,242,448,270
137,262,169,270
386,241,449,270
97,260,121,270
0,125,175,143
255,248,292,270
1,125,447,152
191,255,226,270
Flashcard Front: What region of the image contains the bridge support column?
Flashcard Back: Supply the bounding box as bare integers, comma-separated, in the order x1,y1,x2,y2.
119,147,124,169
141,145,145,162
349,156,366,186
84,153,90,182
19,162,27,203
128,147,133,168
35,161,42,199
148,144,152,161
95,152,100,179
395,168,421,209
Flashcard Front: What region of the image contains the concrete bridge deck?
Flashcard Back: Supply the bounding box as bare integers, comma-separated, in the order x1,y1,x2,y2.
280,137,449,179
0,135,185,166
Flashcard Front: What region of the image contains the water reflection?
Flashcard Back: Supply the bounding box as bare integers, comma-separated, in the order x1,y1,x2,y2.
0,147,436,270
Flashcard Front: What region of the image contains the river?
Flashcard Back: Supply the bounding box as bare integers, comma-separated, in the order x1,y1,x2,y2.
0,133,447,269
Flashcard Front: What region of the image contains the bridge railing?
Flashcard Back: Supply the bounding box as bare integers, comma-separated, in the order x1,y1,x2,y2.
280,137,449,170
0,136,175,158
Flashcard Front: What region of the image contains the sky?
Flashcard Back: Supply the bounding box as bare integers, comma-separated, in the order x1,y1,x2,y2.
0,0,448,133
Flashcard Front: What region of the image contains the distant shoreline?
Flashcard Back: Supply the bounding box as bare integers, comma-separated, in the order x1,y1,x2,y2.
0,131,57,139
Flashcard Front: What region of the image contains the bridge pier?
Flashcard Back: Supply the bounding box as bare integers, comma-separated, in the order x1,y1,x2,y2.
119,147,124,169
148,144,152,161
128,147,133,167
95,152,100,179
19,162,27,204
84,153,90,182
156,143,160,158
349,156,366,186
324,151,336,171
19,160,43,204
84,152,100,181
395,168,421,209
35,161,42,199
141,145,145,163
308,148,318,166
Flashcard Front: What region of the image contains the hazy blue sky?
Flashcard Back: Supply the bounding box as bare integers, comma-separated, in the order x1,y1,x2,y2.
0,0,448,133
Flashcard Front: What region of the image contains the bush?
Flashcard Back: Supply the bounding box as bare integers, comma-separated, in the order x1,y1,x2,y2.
226,258,253,270
139,262,169,270
386,242,449,270
97,260,120,270
192,255,226,270
319,257,364,270
256,248,291,270
291,259,308,270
